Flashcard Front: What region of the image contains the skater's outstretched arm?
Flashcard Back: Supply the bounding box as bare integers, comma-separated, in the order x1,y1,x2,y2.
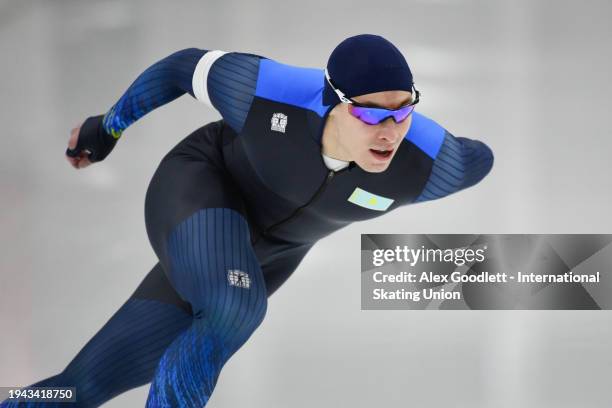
405,112,494,203
65,48,265,168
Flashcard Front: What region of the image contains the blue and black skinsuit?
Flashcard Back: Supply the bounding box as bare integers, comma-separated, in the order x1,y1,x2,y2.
1,48,493,407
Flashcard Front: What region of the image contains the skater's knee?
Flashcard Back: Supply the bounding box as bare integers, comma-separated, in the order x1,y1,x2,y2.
193,292,267,356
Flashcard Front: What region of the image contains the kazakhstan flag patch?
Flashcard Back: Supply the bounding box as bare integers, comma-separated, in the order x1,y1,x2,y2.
347,187,394,211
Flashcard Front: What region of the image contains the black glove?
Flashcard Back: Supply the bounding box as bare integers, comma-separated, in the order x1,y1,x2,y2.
65,115,118,163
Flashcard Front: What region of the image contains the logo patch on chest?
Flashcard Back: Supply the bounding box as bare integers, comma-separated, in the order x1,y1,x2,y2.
347,187,394,211
270,112,288,133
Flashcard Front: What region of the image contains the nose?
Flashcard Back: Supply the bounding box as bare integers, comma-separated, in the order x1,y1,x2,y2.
376,118,400,143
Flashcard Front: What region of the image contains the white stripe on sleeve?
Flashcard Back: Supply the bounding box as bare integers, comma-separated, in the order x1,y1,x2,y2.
192,50,228,108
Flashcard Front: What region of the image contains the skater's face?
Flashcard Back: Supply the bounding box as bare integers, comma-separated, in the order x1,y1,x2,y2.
324,90,414,173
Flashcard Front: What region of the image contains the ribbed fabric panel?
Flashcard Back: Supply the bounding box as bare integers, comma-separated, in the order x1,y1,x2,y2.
102,48,206,138
146,208,267,407
415,134,494,202
207,53,260,133
0,299,192,408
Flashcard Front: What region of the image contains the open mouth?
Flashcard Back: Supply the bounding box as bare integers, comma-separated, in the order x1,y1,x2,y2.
369,148,393,160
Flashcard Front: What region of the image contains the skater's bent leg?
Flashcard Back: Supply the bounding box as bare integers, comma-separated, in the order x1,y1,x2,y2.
143,123,267,406
0,263,193,408
145,208,267,408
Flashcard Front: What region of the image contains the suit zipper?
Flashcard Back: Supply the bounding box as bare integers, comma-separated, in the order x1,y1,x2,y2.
255,169,336,243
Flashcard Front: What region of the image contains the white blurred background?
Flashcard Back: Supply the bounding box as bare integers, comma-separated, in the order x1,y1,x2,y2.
1,0,611,406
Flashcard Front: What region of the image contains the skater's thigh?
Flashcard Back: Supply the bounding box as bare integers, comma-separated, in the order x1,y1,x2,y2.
144,121,248,277
142,121,269,323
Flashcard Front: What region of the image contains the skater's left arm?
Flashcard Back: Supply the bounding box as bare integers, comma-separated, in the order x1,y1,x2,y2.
65,48,265,167
101,48,206,140
410,113,494,203
65,48,206,168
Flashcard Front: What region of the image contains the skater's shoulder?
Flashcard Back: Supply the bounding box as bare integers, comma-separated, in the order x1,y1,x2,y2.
254,58,327,116
404,112,446,159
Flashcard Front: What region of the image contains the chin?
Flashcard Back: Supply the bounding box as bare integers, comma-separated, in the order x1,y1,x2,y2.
358,161,391,173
